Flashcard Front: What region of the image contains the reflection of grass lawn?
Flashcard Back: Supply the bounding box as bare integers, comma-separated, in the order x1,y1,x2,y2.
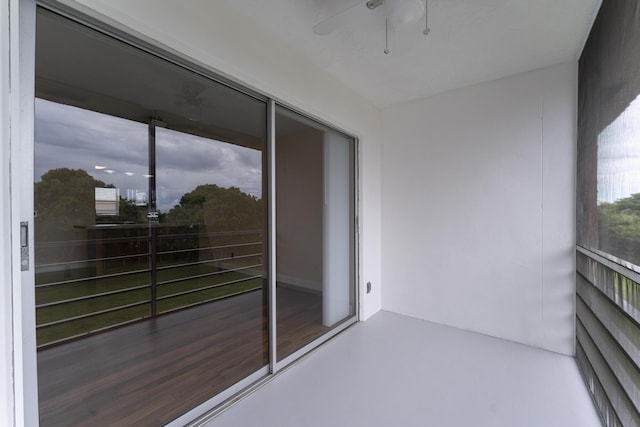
36,260,263,347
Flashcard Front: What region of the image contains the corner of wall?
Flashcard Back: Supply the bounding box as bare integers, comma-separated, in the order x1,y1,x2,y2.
541,61,579,356
380,63,579,353
359,115,383,321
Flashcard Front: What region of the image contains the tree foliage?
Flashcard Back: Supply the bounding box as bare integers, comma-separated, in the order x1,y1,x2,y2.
34,168,140,242
598,192,640,265
35,168,105,242
34,168,263,250
166,184,262,232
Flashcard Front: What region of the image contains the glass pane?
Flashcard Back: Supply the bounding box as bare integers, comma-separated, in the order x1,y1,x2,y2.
577,1,640,268
34,98,150,347
155,126,266,315
577,3,640,425
275,106,355,361
597,97,640,266
35,8,267,426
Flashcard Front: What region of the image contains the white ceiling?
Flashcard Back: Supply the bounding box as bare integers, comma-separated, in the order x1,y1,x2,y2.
226,0,601,108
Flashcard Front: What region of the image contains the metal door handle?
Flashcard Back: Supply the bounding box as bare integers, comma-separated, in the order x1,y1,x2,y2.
20,221,29,271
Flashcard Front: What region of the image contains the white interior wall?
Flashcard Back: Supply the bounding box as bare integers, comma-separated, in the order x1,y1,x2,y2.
381,62,577,355
59,0,384,320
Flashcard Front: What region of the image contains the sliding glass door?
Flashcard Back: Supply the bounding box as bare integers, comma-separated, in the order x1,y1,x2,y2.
34,100,151,347
35,8,268,425
33,5,356,425
154,126,266,315
275,106,356,361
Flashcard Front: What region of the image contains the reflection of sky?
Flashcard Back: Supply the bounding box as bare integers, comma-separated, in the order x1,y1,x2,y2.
156,127,262,211
598,94,640,204
35,98,262,213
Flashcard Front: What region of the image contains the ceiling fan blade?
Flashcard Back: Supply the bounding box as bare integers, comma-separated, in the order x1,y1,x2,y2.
313,1,373,35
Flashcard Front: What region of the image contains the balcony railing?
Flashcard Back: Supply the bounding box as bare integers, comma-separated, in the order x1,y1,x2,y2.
35,227,264,348
576,246,640,426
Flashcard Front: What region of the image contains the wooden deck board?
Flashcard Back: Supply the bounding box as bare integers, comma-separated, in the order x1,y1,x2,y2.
38,287,328,426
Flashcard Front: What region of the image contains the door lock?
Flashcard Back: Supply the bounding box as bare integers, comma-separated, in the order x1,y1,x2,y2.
20,221,29,271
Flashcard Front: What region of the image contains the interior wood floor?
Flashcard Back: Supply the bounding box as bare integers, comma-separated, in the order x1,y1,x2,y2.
37,287,329,427
276,287,329,361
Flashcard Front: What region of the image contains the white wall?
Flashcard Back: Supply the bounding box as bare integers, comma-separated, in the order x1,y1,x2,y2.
59,0,384,320
381,62,577,355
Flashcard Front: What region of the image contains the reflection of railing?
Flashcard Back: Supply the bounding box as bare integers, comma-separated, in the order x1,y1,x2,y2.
35,228,264,348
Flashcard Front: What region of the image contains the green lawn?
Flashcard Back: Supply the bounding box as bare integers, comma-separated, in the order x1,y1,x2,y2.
36,259,264,347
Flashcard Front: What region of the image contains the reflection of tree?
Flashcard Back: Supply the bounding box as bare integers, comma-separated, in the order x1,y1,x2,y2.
167,184,262,231
35,168,141,243
164,184,263,268
35,170,262,238
35,168,104,243
34,170,262,267
599,193,640,265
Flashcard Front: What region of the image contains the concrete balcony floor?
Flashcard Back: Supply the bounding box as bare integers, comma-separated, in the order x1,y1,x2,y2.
206,310,602,427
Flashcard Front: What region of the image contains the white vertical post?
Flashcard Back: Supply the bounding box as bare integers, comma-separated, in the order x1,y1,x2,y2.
7,0,38,425
322,131,350,326
0,0,15,424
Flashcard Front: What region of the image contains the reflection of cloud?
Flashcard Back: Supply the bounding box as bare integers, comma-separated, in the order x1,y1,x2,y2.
35,99,148,193
598,94,640,204
35,98,263,213
155,127,262,212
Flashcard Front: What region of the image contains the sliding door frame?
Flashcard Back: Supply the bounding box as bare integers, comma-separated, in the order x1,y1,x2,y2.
267,99,278,374
9,0,38,425
23,2,361,425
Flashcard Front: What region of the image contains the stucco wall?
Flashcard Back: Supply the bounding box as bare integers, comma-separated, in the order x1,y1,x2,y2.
381,62,577,355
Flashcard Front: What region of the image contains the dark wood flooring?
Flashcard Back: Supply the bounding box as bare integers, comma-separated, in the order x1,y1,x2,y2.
276,287,329,361
37,287,329,427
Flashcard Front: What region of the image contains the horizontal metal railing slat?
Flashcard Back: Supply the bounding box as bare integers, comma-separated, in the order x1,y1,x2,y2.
156,241,262,256
577,275,640,367
155,252,262,272
35,230,266,347
157,275,263,301
156,264,262,287
576,342,623,427
35,267,151,288
577,250,640,326
576,298,640,412
36,283,151,309
36,250,150,269
158,287,262,315
37,300,150,329
576,247,640,427
576,319,640,427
